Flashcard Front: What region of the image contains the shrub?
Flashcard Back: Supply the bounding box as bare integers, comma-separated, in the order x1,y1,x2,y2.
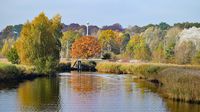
6,48,19,64
81,61,97,71
57,63,71,72
102,52,112,60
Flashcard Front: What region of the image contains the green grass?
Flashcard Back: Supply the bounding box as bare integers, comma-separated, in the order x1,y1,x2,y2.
96,62,200,103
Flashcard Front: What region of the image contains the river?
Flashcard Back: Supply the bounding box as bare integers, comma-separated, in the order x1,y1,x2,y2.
0,72,199,112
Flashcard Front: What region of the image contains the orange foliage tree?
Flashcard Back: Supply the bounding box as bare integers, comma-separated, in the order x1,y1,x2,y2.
71,36,101,59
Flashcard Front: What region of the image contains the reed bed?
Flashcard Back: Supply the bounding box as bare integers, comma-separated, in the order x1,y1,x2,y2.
96,62,200,103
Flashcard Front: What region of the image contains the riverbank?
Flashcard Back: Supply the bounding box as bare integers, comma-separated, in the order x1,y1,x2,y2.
96,62,200,103
0,63,44,82
0,60,96,82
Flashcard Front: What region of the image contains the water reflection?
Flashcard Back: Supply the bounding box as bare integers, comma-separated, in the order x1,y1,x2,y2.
60,73,167,112
133,78,159,93
17,78,60,112
165,99,200,112
0,72,200,112
68,72,104,93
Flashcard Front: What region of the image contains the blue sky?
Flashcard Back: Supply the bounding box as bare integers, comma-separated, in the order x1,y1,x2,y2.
0,0,200,30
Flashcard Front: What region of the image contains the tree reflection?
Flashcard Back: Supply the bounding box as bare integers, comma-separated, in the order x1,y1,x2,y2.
17,78,60,112
133,78,159,94
124,76,134,94
165,99,200,112
69,72,103,93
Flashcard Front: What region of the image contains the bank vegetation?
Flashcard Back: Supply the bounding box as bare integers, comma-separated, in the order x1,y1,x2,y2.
96,62,200,103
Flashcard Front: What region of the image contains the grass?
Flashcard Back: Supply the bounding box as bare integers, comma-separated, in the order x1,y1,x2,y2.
96,62,168,79
96,62,200,103
158,68,200,103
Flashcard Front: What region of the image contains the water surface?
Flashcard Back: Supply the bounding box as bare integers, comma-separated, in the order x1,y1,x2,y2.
0,72,199,112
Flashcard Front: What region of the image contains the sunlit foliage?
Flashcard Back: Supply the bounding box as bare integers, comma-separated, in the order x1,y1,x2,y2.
126,35,151,60
1,38,15,56
15,12,62,74
71,36,101,59
61,31,81,58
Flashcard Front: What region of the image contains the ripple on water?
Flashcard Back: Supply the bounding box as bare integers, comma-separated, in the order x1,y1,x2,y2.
0,72,199,112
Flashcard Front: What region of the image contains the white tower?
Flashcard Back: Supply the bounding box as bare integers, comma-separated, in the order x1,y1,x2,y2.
86,22,89,36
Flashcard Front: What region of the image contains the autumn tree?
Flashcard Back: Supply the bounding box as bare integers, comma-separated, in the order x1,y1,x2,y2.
1,38,15,56
164,27,182,62
15,12,62,74
111,31,124,54
126,35,151,60
98,30,125,54
98,30,115,52
141,26,166,51
61,31,81,58
175,41,195,64
152,42,165,62
71,36,101,59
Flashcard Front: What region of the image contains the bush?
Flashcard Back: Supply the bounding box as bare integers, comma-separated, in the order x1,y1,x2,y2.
57,63,71,72
6,48,19,64
81,61,97,71
102,52,112,60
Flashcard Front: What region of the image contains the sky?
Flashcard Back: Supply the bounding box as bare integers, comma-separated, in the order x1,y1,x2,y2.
0,0,200,30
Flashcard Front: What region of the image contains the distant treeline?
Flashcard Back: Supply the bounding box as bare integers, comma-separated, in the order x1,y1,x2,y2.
1,22,200,43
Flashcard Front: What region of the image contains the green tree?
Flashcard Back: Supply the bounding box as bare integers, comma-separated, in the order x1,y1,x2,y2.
15,12,62,74
121,33,130,52
61,31,81,58
6,48,19,64
158,22,170,30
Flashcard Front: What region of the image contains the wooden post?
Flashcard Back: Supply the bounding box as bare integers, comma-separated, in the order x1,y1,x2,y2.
77,60,81,71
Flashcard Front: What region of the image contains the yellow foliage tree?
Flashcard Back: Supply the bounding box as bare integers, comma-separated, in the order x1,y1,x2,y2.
98,30,124,54
15,12,62,74
1,38,15,56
